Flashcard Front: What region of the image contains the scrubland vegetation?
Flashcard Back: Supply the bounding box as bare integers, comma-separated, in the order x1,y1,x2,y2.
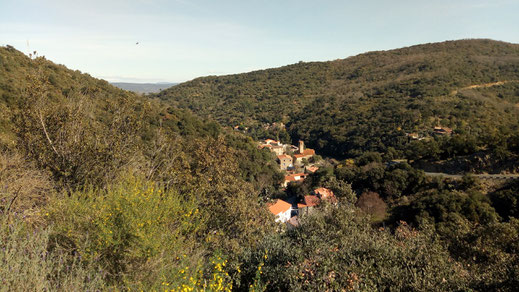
157,39,519,169
1,41,519,291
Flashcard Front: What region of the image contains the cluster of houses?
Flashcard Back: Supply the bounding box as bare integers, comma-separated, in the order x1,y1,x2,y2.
259,138,336,227
267,187,338,227
259,126,455,227
259,139,320,187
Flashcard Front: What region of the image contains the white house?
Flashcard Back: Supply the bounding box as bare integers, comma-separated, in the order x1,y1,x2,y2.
267,199,292,223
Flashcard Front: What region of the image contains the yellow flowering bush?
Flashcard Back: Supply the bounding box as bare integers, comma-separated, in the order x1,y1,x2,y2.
248,250,267,292
46,175,206,285
159,254,233,292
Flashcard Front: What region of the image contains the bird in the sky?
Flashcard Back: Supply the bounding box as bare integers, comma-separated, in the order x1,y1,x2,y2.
136,42,139,45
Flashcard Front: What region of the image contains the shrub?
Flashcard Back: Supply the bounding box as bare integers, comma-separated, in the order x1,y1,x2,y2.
239,205,469,291
0,214,105,291
356,191,387,221
45,176,206,288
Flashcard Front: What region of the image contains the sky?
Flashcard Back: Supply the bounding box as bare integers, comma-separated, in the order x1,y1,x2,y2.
1,0,519,83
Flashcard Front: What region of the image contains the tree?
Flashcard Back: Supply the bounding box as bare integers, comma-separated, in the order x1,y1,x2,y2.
490,182,519,220
356,191,387,221
323,177,356,204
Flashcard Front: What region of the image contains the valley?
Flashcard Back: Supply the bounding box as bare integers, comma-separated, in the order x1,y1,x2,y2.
2,40,519,291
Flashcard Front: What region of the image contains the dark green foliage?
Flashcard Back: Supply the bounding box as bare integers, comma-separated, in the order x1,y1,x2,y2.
335,161,426,200
490,180,519,220
356,151,382,166
451,219,519,291
155,39,519,165
238,205,468,291
394,190,499,237
3,43,519,291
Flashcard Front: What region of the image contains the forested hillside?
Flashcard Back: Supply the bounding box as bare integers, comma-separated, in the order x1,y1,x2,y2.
0,45,281,290
0,45,279,189
156,39,519,167
2,43,519,291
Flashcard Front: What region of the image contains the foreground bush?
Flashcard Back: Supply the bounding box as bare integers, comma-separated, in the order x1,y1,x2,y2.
45,176,211,289
0,215,105,291
239,204,470,291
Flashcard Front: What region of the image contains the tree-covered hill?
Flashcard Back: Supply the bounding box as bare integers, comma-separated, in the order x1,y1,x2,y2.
155,39,519,161
2,44,519,291
0,45,280,189
0,45,285,289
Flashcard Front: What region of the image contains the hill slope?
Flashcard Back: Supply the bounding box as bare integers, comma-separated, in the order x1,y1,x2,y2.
0,45,283,289
156,39,519,159
2,44,519,292
0,45,279,190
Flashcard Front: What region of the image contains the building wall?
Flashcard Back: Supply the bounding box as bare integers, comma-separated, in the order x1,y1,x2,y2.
279,158,292,170
272,147,284,155
298,206,315,217
275,209,292,223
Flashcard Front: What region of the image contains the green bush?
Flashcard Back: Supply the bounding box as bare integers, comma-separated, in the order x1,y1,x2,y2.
239,205,469,291
0,215,105,291
45,176,206,288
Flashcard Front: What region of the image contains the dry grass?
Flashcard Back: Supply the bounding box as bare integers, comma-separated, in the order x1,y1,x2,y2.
0,150,54,218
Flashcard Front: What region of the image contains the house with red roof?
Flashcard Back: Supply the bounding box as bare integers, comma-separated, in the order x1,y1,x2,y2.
282,173,307,187
294,140,315,163
264,139,280,145
267,199,293,223
305,165,319,173
297,195,320,216
258,144,273,150
314,187,338,204
259,139,286,155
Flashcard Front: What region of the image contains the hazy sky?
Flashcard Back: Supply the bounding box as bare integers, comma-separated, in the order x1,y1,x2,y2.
1,0,518,83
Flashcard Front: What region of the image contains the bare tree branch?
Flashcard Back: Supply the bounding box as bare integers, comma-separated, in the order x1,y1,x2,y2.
38,110,60,157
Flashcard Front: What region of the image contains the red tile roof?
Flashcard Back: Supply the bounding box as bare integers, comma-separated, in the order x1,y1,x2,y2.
277,155,292,160
306,166,319,173
314,187,337,203
267,199,292,215
285,173,307,182
314,187,334,198
294,148,315,158
265,139,279,145
303,195,320,207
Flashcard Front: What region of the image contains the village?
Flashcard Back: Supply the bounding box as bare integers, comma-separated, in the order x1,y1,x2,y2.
258,125,455,228
258,138,337,228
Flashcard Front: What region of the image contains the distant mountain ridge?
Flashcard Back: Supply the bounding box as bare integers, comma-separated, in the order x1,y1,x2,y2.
155,39,519,158
112,82,177,94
